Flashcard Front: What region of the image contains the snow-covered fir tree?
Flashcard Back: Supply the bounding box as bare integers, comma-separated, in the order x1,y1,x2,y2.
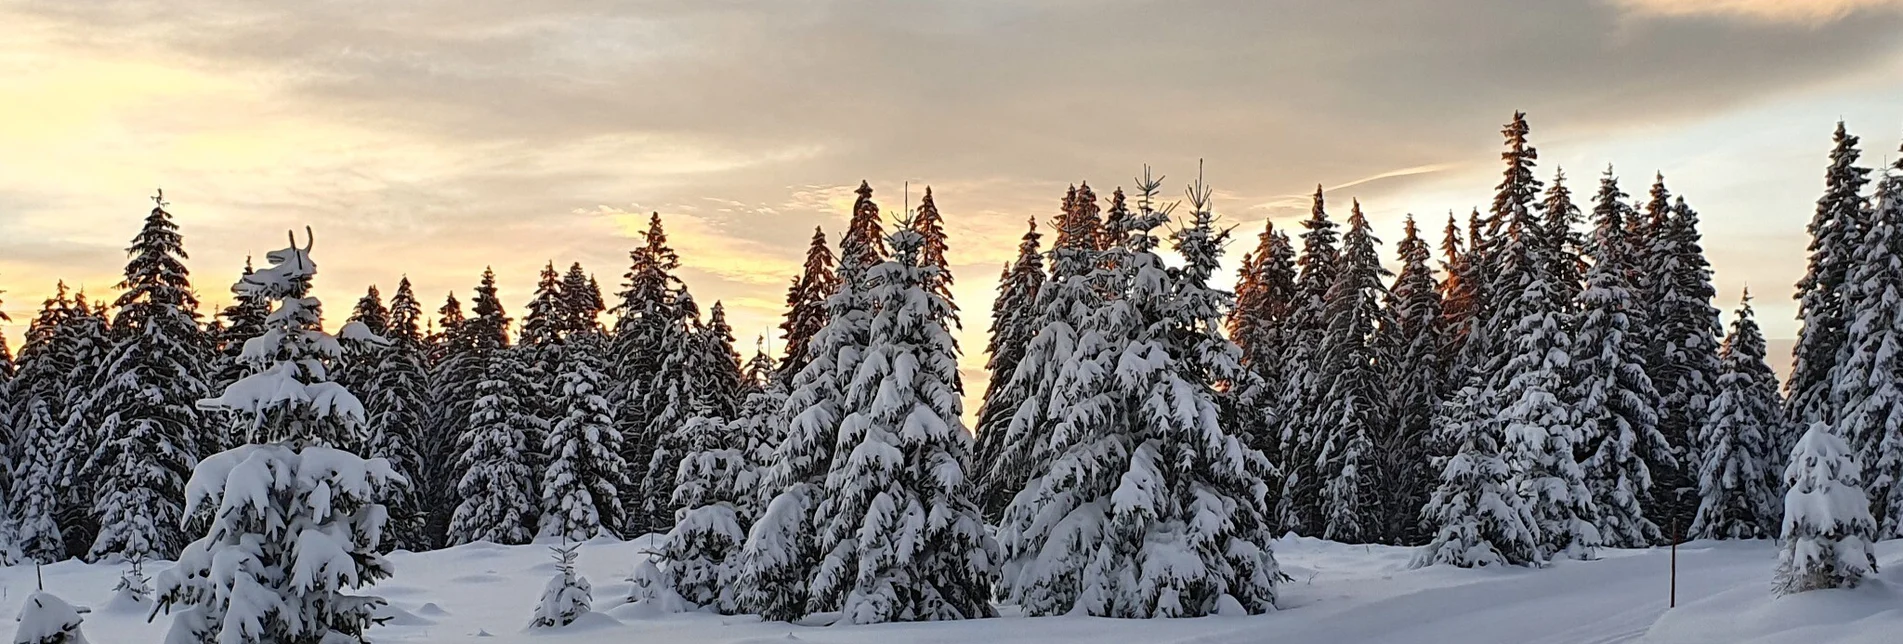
520,262,567,426
1787,123,1873,448
1314,200,1392,543
778,226,839,381
448,348,542,545
1413,382,1542,568
1489,187,1601,561
207,259,269,453
659,411,749,613
419,292,477,548
1376,215,1446,545
1641,193,1724,540
973,217,1044,518
641,295,744,533
1541,168,1587,309
913,185,957,315
1570,169,1672,548
736,181,885,621
529,542,593,629
608,213,686,536
538,329,630,541
1440,213,1484,380
365,277,431,551
1775,422,1878,595
13,399,66,563
809,209,994,624
996,171,1279,618
83,190,209,562
1276,185,1340,535
980,186,1104,528
155,230,401,644
1689,290,1782,540
51,292,113,558
1227,220,1298,469
558,262,605,336
1833,147,1903,535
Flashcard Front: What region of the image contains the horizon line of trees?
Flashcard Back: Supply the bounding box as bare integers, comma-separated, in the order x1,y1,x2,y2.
0,113,1897,631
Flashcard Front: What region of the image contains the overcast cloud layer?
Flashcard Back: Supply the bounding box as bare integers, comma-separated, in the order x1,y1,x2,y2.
4,0,1902,399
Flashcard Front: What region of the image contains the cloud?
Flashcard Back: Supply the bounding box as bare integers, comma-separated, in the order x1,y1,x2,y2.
1610,0,1903,24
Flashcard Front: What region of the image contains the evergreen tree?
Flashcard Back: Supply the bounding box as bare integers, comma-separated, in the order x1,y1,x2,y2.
1833,147,1903,535
448,349,542,545
365,277,431,551
641,295,746,532
736,183,885,621
155,231,399,644
207,259,269,453
334,285,390,453
539,330,630,541
1228,220,1297,473
1788,123,1873,446
1489,187,1600,560
778,227,839,380
979,186,1104,531
420,292,477,547
529,543,593,629
1570,169,1672,548
559,262,605,336
812,211,995,624
52,293,113,558
1376,215,1446,545
1413,382,1541,568
84,191,210,562
1690,290,1782,540
1440,214,1482,377
1541,168,1586,310
995,171,1279,618
1774,422,1878,595
1315,200,1392,543
659,411,748,613
913,186,957,315
973,218,1045,518
519,262,567,475
14,399,65,563
608,213,685,535
1643,194,1724,539
1275,185,1341,534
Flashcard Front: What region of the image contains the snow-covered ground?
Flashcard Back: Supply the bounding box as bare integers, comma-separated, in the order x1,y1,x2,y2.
8,536,1899,643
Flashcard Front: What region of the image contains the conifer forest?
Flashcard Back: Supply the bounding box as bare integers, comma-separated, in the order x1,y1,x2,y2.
2,112,1902,643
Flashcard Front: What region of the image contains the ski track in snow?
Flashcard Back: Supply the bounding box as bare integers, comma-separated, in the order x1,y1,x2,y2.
6,535,1898,643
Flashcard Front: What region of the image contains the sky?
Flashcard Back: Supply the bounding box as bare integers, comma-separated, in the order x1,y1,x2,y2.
3,0,1902,406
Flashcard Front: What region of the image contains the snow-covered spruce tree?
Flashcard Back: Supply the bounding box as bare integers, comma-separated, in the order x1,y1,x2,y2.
365,277,431,551
15,591,90,644
1463,112,1546,378
1439,213,1483,381
520,262,567,427
1490,198,1601,561
1376,215,1446,546
447,348,542,546
973,217,1044,518
808,210,994,624
1275,185,1340,535
778,226,839,382
1690,290,1782,540
1541,168,1587,310
558,262,605,337
736,182,885,621
1227,220,1297,482
1570,168,1673,548
641,296,745,533
84,191,210,562
206,259,269,454
538,330,630,541
1314,200,1392,543
913,185,957,314
730,345,788,522
14,399,66,563
529,542,593,629
1787,123,1873,448
1833,147,1903,535
1413,381,1542,568
1641,194,1723,540
333,285,391,455
52,292,113,557
1775,422,1878,595
659,411,748,613
608,213,686,535
980,186,1103,527
418,292,477,548
154,230,401,644
996,170,1279,618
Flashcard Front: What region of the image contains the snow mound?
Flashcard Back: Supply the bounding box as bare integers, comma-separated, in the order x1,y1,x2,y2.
372,604,436,626
1644,570,1903,644
416,603,450,616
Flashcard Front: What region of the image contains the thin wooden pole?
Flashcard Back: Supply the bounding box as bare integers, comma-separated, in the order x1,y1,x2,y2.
1669,516,1678,609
